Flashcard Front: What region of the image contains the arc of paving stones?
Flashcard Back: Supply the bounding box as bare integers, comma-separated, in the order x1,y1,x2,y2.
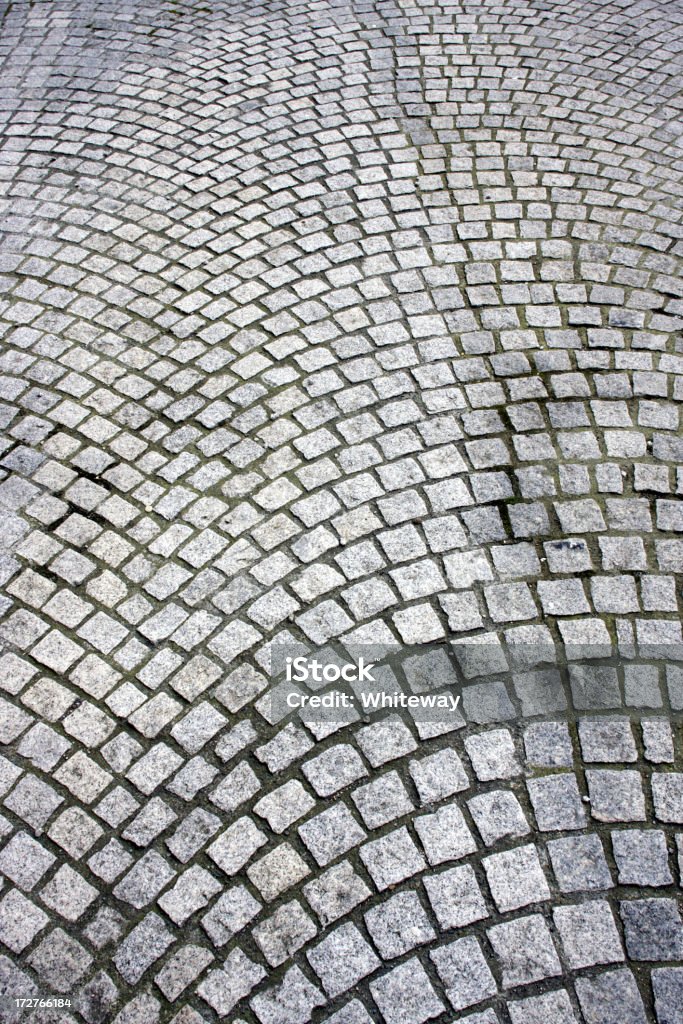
0,0,683,1022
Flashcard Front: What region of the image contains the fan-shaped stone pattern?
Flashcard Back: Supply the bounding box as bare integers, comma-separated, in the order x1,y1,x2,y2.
0,0,682,1022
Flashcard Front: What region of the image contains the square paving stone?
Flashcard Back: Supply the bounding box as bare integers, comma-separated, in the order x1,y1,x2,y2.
360,827,426,890
393,603,445,643
122,797,177,846
302,743,367,796
307,922,380,998
409,748,469,803
483,844,550,912
170,702,226,753
17,722,71,770
652,967,683,1024
547,834,613,892
54,751,111,803
575,968,647,1024
369,959,444,1024
157,865,222,925
487,915,562,988
325,1001,374,1024
0,831,55,889
247,843,309,901
102,733,143,774
113,850,175,909
164,761,216,802
464,729,520,780
155,945,214,1002
0,890,48,953
641,720,674,763
88,840,133,884
201,886,261,946
461,680,516,723
47,805,103,859
298,803,366,867
612,829,673,886
431,935,497,1011
514,670,567,718
364,891,435,958
527,774,586,831
467,789,530,845
111,992,161,1024
113,913,174,984
586,770,646,822
402,648,461,695
303,860,371,926
84,907,125,949
3,774,63,829
352,771,413,828
415,802,477,865
508,990,578,1024
620,898,683,961
537,579,590,616
250,965,324,1024
39,863,98,921
485,582,538,622
652,773,683,823
452,635,509,681
553,900,624,969
253,900,317,967
523,722,574,767
578,718,637,762
31,630,84,673
96,785,140,828
423,863,488,930
78,970,119,1024
569,664,621,711
197,949,264,1017
355,717,417,767
28,926,93,991
210,762,260,812
207,817,267,875
624,665,663,711
253,780,315,833
167,808,221,864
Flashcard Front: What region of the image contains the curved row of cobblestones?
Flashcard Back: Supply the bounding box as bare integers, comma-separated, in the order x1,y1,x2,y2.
1,1,683,1022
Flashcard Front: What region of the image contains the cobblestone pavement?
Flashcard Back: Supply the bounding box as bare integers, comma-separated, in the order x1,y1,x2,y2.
1,0,683,1021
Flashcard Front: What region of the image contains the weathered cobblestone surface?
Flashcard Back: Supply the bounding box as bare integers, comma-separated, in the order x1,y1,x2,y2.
1,0,683,1021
